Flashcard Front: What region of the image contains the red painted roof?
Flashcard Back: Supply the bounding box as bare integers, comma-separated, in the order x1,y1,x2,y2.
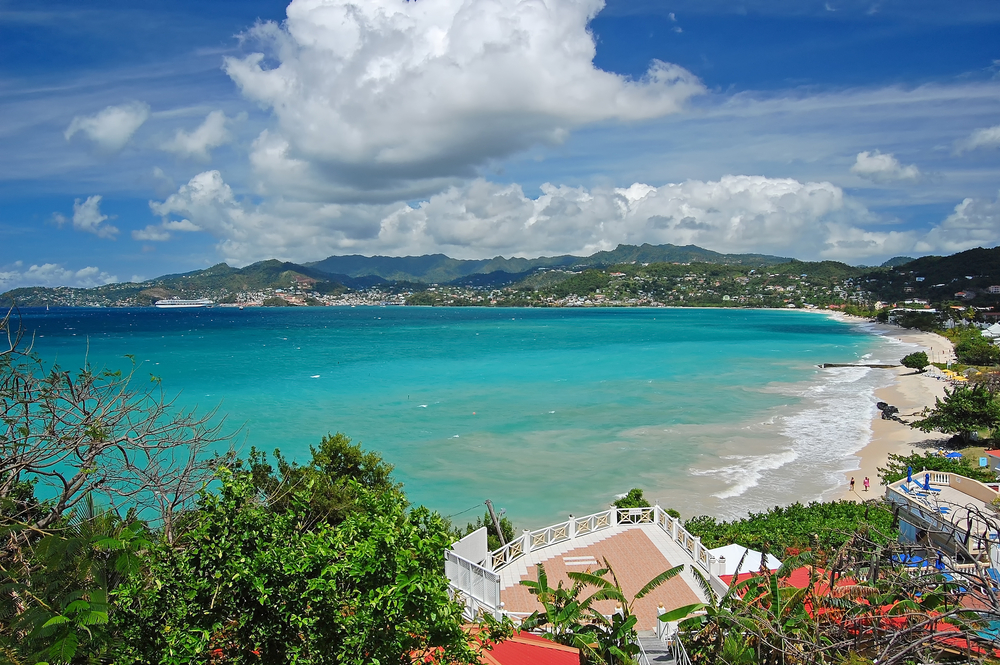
480,632,580,665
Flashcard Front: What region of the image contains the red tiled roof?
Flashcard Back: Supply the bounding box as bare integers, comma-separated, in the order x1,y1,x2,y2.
480,632,580,665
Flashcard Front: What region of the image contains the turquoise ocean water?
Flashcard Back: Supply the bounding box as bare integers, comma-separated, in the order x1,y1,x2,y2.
21,307,914,526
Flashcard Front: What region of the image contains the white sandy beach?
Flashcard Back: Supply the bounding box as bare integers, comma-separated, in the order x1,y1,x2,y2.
834,317,956,501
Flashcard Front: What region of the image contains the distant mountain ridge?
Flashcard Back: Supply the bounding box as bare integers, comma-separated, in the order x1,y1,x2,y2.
306,243,792,283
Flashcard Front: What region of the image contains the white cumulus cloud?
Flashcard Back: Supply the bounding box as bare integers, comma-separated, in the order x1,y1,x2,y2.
132,218,201,242
54,195,119,239
916,192,1000,254
955,124,1000,153
0,262,118,292
223,0,704,198
850,150,920,182
160,110,234,161
150,170,917,264
65,102,151,152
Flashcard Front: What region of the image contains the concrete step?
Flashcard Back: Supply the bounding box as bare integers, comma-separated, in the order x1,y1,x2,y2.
638,636,676,663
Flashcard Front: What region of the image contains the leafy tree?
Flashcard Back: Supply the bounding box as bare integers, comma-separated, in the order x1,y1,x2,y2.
247,433,398,527
1,497,150,664
910,383,1000,445
612,488,651,510
955,333,1000,365
457,511,516,552
878,450,997,484
114,467,485,665
900,351,929,372
895,311,939,332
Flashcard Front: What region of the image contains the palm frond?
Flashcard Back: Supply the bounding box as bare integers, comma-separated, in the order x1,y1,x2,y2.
635,564,684,599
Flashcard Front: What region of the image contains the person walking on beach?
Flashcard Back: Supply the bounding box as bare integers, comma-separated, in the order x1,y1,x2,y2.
850,477,855,492
863,477,870,492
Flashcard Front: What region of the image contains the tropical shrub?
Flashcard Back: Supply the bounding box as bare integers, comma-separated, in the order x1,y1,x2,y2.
612,488,651,510
909,383,1000,445
900,351,929,372
954,331,1000,366
684,501,894,555
113,466,482,665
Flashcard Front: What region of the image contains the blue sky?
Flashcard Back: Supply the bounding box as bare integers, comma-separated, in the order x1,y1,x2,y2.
1,0,999,289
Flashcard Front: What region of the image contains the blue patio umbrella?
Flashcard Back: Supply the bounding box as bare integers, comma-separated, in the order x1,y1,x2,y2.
924,473,931,491
908,466,912,484
945,452,963,459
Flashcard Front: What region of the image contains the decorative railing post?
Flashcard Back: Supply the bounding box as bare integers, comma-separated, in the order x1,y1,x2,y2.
521,529,531,553
656,604,667,640
693,536,702,567
671,517,678,541
568,514,576,540
610,507,618,526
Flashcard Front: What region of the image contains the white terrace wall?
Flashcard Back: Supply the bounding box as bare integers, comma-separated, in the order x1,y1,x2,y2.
472,505,731,599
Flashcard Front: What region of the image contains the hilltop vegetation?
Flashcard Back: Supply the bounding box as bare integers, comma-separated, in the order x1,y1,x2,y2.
4,244,1000,314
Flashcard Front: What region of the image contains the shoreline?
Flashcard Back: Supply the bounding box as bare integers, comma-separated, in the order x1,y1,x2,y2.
832,316,956,502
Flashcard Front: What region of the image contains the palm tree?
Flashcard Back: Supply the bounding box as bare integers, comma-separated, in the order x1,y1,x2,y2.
521,557,685,664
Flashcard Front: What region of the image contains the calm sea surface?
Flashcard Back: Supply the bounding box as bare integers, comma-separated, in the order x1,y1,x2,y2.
20,307,914,526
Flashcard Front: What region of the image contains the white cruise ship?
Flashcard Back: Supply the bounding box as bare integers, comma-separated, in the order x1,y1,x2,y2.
153,298,214,309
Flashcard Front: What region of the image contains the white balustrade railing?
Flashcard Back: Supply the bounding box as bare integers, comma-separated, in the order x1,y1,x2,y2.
490,538,525,570
616,506,655,524
528,520,572,552
653,507,713,576
573,509,613,537
483,504,721,583
445,549,501,620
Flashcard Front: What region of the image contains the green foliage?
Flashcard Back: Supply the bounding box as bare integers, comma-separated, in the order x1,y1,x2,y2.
114,467,479,665
458,511,516,552
248,433,398,526
895,310,939,332
900,351,929,371
521,558,683,664
261,296,293,306
909,383,1000,444
612,488,651,510
954,331,1000,366
877,451,997,484
405,291,438,306
548,269,612,298
684,501,894,555
1,497,150,664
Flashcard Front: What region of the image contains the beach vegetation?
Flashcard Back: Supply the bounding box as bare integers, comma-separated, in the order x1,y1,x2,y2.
954,332,1000,366
612,488,651,510
901,350,930,372
684,501,895,556
878,451,997,484
909,383,1000,446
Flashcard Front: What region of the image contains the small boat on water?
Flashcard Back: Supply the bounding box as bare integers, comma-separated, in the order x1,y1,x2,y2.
153,298,214,309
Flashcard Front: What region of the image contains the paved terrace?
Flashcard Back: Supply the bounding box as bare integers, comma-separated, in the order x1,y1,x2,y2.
498,525,707,631
446,506,731,631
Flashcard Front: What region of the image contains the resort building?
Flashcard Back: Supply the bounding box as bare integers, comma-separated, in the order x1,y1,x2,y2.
446,504,777,662
884,470,1000,568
